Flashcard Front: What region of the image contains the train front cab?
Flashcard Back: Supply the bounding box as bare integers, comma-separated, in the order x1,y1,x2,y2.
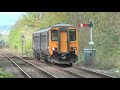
49,26,79,65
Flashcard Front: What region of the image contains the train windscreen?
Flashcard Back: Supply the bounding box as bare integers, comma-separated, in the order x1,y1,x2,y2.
69,29,76,41
51,30,58,41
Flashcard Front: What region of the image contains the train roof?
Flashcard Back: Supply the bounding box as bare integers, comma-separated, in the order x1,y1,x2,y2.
33,27,51,34
33,23,75,34
52,23,74,27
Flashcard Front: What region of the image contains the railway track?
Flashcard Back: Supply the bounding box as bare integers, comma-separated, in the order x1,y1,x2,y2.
4,49,117,78
16,57,85,78
72,65,116,78
31,57,116,78
37,60,86,78
5,50,86,78
39,60,116,78
3,52,57,78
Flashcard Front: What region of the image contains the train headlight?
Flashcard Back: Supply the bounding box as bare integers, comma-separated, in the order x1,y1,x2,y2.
52,47,57,51
52,47,55,51
71,47,77,50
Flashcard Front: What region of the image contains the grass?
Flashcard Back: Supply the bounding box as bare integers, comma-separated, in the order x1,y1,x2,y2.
0,68,14,78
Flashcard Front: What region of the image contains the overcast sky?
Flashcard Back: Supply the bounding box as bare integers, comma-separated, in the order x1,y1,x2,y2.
0,12,24,26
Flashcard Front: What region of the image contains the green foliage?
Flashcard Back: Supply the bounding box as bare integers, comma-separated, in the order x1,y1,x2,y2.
8,12,120,70
0,68,14,78
8,27,22,52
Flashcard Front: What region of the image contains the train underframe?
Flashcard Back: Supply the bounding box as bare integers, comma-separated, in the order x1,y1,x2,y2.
34,51,78,66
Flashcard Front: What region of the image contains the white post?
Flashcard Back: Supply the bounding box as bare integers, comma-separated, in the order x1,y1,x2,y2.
89,24,94,53
90,27,93,53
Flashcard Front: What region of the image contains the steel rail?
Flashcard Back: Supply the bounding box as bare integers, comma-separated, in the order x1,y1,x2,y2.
73,65,116,78
39,60,86,78
9,53,58,78
4,53,31,78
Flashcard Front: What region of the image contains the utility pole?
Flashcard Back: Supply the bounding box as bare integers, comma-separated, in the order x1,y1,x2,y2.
21,34,25,54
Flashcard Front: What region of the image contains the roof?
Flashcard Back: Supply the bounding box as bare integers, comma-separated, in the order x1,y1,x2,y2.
33,27,51,34
52,23,74,27
33,23,75,34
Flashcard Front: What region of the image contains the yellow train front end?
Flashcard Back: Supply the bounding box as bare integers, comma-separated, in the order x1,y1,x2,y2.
48,24,79,65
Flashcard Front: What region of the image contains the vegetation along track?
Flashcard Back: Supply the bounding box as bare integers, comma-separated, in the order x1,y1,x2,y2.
3,52,57,78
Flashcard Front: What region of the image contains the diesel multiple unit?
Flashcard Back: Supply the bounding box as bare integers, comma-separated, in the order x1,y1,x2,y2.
32,23,79,66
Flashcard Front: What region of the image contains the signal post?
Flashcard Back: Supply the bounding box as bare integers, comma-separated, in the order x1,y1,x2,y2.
78,21,96,66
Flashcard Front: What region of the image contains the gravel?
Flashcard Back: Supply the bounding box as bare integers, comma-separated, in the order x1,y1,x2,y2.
2,48,119,78
0,49,25,78
6,55,54,78
29,60,81,78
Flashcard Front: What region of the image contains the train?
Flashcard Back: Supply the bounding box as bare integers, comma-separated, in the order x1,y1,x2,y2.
32,23,79,66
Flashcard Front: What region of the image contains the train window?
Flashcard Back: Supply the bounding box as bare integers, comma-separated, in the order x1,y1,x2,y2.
51,30,58,41
69,29,76,41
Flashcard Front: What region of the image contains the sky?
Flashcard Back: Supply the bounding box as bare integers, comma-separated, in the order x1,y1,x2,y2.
0,12,24,26
0,12,24,35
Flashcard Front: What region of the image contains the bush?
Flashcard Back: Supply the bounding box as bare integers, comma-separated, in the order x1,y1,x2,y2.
0,68,14,78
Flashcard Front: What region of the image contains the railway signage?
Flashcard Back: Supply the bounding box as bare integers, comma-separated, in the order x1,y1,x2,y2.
78,21,94,51
78,23,88,27
88,21,93,27
89,41,94,45
78,21,93,28
79,21,96,66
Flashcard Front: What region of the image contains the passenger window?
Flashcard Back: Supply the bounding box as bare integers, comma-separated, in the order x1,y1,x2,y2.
51,30,58,41
69,30,76,41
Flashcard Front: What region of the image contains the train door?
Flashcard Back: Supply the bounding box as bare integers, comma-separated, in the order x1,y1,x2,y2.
60,31,68,53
